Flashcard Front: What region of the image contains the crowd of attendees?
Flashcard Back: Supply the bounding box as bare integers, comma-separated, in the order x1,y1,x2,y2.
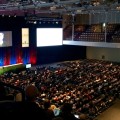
0,59,120,119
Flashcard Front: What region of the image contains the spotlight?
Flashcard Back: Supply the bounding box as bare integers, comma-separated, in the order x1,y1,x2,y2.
103,23,106,27
14,14,16,17
33,21,37,24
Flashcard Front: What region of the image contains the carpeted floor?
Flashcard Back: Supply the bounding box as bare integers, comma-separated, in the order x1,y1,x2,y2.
95,99,120,120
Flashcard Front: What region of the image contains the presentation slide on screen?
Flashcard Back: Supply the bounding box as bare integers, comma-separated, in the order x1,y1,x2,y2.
0,31,12,47
36,28,63,47
22,28,29,47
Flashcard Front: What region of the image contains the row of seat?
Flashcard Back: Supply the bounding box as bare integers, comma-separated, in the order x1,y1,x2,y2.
63,24,120,43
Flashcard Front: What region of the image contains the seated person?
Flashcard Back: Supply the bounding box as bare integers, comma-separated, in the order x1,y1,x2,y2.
79,114,88,120
58,103,79,120
0,85,49,120
0,83,6,101
18,85,50,119
43,99,55,120
50,104,60,117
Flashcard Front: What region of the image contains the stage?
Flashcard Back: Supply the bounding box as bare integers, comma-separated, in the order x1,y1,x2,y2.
0,63,25,75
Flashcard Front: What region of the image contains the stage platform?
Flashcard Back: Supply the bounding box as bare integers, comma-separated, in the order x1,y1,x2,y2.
0,63,25,75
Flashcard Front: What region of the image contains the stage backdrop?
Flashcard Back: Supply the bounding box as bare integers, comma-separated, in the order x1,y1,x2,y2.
0,16,86,66
0,16,36,66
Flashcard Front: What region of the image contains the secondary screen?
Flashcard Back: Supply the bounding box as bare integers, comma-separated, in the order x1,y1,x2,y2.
0,31,12,47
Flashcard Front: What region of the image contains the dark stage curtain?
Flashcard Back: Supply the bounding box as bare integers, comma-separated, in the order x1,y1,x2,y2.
0,47,36,66
22,48,30,64
0,48,4,66
4,47,10,66
29,47,37,64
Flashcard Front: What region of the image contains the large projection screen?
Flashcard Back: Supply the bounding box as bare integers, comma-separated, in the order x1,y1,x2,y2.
36,28,63,47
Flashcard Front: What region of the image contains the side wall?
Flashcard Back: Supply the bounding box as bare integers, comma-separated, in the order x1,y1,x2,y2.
87,46,120,62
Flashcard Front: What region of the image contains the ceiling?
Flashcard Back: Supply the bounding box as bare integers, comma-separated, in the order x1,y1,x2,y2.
0,0,120,18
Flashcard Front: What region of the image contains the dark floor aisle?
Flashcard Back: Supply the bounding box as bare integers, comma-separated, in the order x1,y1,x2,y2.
95,99,120,120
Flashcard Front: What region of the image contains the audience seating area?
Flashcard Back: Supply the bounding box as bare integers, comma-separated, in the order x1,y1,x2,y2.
63,25,72,40
63,24,120,43
0,59,120,119
111,29,120,43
